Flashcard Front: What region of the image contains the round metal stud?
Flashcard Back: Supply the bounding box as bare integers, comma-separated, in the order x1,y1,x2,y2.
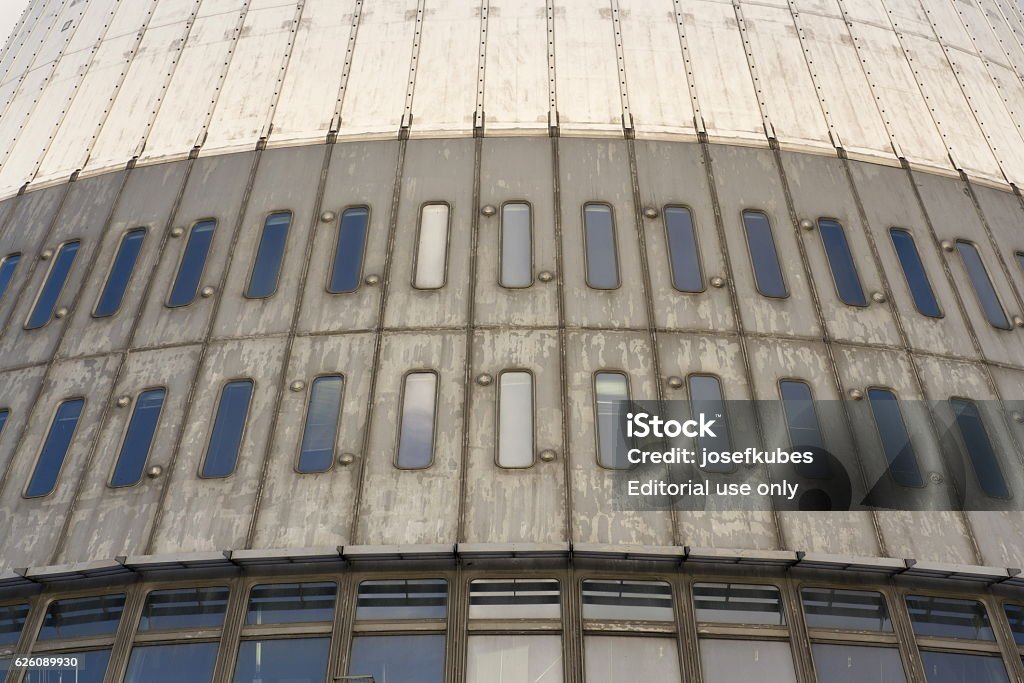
871,291,887,304
481,205,497,217
476,373,493,386
200,286,215,298
848,388,864,400
146,465,163,479
666,376,684,389
170,226,184,238
538,271,554,283
1011,411,1024,424
709,276,726,289
941,240,954,252
643,207,659,219
364,274,381,286
116,396,131,408
40,249,53,260
539,449,557,463
928,472,944,485
54,307,68,319
799,219,814,231
338,452,356,466
320,211,336,223
1014,315,1024,328
289,380,306,392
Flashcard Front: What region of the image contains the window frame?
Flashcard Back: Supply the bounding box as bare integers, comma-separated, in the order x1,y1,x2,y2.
0,251,22,306
92,227,147,319
243,210,293,300
582,202,621,291
294,373,346,475
955,238,1012,331
592,369,631,470
740,209,788,300
947,396,1012,501
816,217,868,308
663,203,706,294
498,200,535,289
25,239,81,331
687,372,735,473
326,204,372,295
165,218,217,309
23,396,86,499
197,377,255,480
494,368,536,470
107,386,168,489
411,201,452,291
889,227,943,319
865,385,926,490
393,369,440,470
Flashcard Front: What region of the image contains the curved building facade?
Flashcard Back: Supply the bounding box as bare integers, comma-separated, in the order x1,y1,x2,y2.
2,0,1024,681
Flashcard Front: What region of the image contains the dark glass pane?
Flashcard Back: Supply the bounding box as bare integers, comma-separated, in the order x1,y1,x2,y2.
693,583,785,625
469,579,560,620
328,207,369,293
584,203,619,289
689,375,732,473
23,649,109,683
0,603,28,646
501,203,532,288
124,642,218,683
743,211,786,297
920,651,1009,683
26,240,79,329
595,372,630,469
1004,603,1024,645
582,580,674,621
37,594,124,640
246,212,291,298
94,228,145,317
890,229,941,318
201,380,253,478
780,380,832,479
0,253,20,303
233,637,329,683
349,635,445,683
950,398,1010,498
397,372,436,469
137,587,229,631
110,388,165,487
906,595,994,640
664,206,703,292
168,220,215,307
1017,251,1024,275
801,588,892,631
297,376,344,473
867,389,924,488
957,241,1010,330
818,219,867,306
0,410,8,440
26,398,84,497
812,644,905,683
356,579,447,620
245,582,336,625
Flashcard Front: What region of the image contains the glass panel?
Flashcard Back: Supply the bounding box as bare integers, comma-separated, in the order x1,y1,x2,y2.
950,398,1010,498
245,582,336,625
246,212,291,298
920,651,1009,683
23,649,110,683
1017,251,1024,275
0,253,20,304
501,203,532,288
233,637,329,683
414,204,449,289
26,240,79,329
583,203,619,289
693,583,785,625
37,594,124,640
26,398,84,497
498,371,533,468
467,635,561,683
800,588,892,631
906,595,994,640
700,640,796,683
356,579,447,620
957,241,1010,330
397,372,436,469
812,643,906,683
349,634,445,683
780,380,832,479
689,375,732,473
582,579,674,621
1005,603,1024,645
137,587,229,632
818,219,867,306
94,228,145,317
297,376,344,473
201,380,253,478
0,603,28,646
0,410,8,441
168,220,215,307
468,579,560,620
110,388,165,487
124,642,218,683
595,372,630,469
867,388,924,488
743,210,786,298
585,636,681,683
664,206,703,292
890,229,941,318
328,207,369,293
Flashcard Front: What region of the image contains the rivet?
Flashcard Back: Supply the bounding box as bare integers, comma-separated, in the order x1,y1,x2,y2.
871,291,887,304
320,211,336,223
538,271,554,283
799,219,815,231
710,276,726,289
667,376,684,389
539,449,557,462
200,286,214,298
1014,315,1024,328
289,380,305,392
54,307,68,319
1012,411,1024,424
928,472,944,485
40,249,53,260
941,240,954,252
481,205,497,217
115,396,130,408
476,373,493,386
643,207,659,219
146,465,163,479
848,388,864,400
338,452,356,466
364,274,380,286
170,226,184,238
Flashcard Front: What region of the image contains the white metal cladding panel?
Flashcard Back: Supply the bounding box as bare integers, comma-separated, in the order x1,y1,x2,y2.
0,0,55,79
838,0,889,26
149,0,203,26
881,0,932,38
681,0,763,140
28,0,83,70
0,0,64,89
919,0,974,54
987,61,1024,156
337,0,417,137
954,0,1013,68
482,0,548,131
617,0,696,136
62,0,119,55
409,0,479,135
552,0,622,131
202,1,299,154
270,0,355,145
981,0,1024,70
992,0,1024,56
790,0,841,17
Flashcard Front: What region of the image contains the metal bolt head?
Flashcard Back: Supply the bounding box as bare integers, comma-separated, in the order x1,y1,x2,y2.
40,249,53,260
146,465,163,479
848,388,864,400
54,307,68,319
871,291,887,304
643,207,659,219
200,286,215,298
116,395,131,408
539,449,557,463
941,240,954,252
338,452,356,466
799,219,815,231
709,276,725,289
538,271,554,283
1014,315,1024,328
1012,411,1024,424
289,380,305,392
667,376,684,389
476,373,493,386
481,205,497,217
170,226,184,238
928,471,944,485
364,274,381,286
320,211,336,223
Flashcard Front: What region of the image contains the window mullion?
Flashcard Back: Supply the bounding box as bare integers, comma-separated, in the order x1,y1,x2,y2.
99,584,146,683
886,585,928,683
209,577,248,683
779,579,816,683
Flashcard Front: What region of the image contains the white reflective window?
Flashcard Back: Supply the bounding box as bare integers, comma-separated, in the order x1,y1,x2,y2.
498,371,533,468
501,203,533,288
414,204,450,289
467,635,562,683
595,372,630,469
397,372,438,469
700,640,797,683
585,636,681,683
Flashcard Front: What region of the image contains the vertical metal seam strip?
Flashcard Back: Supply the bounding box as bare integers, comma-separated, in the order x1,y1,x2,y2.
670,0,705,134
402,0,427,130
193,0,253,151
257,0,308,142
546,0,557,128
731,1,774,141
330,0,366,134
608,0,631,129
210,572,253,683
785,0,844,151
473,0,488,130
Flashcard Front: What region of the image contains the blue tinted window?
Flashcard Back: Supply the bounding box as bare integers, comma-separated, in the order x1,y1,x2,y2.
94,228,145,317
890,229,941,318
0,253,20,303
201,380,253,478
168,220,215,307
246,582,336,625
328,207,369,293
956,241,1010,330
906,595,994,640
26,398,84,497
867,389,924,488
818,219,867,306
689,375,732,473
595,372,630,469
0,603,28,646
1004,603,1024,645
124,642,218,683
584,203,619,289
138,587,229,632
950,398,1009,499
24,649,110,683
742,211,786,298
233,638,330,683
349,635,445,683
37,594,124,640
0,409,8,440
920,651,1008,683
246,212,291,298
664,206,703,292
396,372,437,469
110,388,165,487
26,240,79,329
356,579,448,620
780,380,832,479
297,375,344,473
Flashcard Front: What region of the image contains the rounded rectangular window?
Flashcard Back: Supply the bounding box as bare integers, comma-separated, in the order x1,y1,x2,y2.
582,579,674,621
246,211,291,298
779,380,832,479
693,583,785,625
356,579,448,621
396,371,437,469
497,371,533,468
168,220,216,307
594,371,630,469
956,240,1010,330
867,388,924,488
906,595,994,640
26,240,79,329
801,587,892,631
664,205,703,292
414,204,449,289
328,206,369,293
500,202,533,288
26,398,84,497
583,203,619,289
137,586,229,631
297,375,344,473
742,210,787,298
201,380,253,478
94,228,145,317
890,228,942,318
38,594,125,640
812,643,906,683
110,388,165,487
246,582,336,625
0,253,21,304
688,374,732,473
949,398,1010,499
818,219,867,306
